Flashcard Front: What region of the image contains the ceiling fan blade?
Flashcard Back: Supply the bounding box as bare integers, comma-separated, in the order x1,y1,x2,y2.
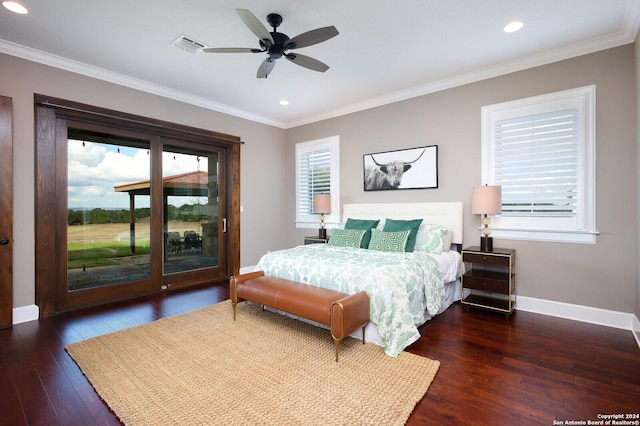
257,57,277,79
203,47,261,53
285,53,329,72
236,9,274,45
287,26,339,49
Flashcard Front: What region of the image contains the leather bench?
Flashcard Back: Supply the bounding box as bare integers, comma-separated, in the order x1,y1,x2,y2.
230,271,370,361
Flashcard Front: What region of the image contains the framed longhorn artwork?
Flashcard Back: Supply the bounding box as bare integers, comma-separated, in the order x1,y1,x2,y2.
363,145,438,191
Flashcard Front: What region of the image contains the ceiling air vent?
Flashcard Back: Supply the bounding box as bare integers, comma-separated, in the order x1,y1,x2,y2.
172,35,207,54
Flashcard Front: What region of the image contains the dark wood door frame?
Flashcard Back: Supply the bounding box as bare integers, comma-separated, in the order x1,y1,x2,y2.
0,96,13,328
34,95,241,317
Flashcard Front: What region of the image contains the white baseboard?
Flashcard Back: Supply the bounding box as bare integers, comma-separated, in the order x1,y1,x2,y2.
17,271,639,350
239,265,258,274
517,295,639,333
633,314,640,349
13,304,39,325
238,262,638,352
240,267,640,349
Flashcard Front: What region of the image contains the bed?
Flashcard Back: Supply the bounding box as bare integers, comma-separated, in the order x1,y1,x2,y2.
256,202,463,357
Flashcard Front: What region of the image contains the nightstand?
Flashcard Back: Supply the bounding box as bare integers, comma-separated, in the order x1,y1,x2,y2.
461,246,516,317
304,236,329,245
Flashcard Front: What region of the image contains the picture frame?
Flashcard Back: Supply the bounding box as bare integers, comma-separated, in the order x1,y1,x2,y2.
363,145,438,191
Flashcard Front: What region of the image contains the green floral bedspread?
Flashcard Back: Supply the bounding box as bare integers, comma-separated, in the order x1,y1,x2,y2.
256,244,445,357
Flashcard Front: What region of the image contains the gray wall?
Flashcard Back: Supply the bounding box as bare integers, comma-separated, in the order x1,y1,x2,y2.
2,43,638,316
0,53,287,309
636,39,640,321
286,45,637,313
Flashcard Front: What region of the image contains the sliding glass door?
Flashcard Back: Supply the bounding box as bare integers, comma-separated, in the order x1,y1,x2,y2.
162,146,221,277
35,96,240,316
67,137,151,291
49,123,231,312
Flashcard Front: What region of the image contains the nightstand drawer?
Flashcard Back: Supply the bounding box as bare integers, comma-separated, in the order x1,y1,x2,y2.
463,275,509,294
463,252,510,267
304,236,328,244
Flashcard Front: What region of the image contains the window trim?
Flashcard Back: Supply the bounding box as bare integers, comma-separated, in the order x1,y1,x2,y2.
480,85,597,244
34,94,242,316
295,135,340,229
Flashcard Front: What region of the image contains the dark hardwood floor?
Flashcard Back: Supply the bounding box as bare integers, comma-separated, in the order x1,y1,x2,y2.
1,283,638,425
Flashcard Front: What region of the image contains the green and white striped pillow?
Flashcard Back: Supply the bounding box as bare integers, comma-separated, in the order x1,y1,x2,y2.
328,228,367,248
367,228,410,252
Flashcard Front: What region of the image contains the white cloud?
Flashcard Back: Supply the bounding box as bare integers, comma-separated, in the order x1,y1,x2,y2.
67,140,213,208
68,140,150,208
162,151,209,177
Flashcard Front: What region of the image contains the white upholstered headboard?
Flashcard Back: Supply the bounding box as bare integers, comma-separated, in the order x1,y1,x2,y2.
342,202,464,245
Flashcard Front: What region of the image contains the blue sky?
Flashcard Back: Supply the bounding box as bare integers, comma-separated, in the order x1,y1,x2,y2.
67,140,208,209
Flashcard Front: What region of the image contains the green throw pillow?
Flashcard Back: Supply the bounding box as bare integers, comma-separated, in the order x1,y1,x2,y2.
328,228,367,248
367,229,410,252
382,218,423,252
344,218,380,248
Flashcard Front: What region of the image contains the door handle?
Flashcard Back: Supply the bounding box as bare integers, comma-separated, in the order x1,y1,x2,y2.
222,218,227,233
0,238,8,245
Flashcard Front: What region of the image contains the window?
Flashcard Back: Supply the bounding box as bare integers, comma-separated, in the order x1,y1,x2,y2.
295,136,340,228
481,86,596,243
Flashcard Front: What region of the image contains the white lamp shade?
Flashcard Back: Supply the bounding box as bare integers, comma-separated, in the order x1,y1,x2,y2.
471,186,502,215
313,193,331,214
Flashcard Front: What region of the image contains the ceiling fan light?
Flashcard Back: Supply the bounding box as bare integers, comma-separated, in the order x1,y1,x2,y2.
504,21,523,33
2,1,28,14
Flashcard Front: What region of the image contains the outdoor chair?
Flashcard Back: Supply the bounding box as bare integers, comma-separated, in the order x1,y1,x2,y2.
167,231,183,256
183,231,202,254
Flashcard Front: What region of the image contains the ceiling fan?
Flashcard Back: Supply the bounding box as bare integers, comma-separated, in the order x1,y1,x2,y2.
204,9,339,79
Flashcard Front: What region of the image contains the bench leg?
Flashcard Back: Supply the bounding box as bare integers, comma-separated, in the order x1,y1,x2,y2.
333,325,367,362
232,302,268,320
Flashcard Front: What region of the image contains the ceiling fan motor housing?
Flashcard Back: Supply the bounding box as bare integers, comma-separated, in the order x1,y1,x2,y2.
267,32,291,59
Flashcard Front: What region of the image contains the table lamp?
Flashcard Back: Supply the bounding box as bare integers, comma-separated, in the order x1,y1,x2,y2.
471,185,501,252
313,193,331,239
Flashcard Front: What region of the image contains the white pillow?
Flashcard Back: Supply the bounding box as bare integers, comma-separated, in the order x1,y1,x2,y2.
414,223,449,254
443,230,453,252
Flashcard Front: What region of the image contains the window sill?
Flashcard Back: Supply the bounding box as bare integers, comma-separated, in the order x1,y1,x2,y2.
491,228,597,244
295,221,339,230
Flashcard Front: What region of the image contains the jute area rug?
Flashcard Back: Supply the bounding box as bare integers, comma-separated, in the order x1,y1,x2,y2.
66,300,440,425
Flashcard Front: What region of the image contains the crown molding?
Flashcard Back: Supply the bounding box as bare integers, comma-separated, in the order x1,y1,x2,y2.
285,27,638,128
0,39,286,128
2,10,638,131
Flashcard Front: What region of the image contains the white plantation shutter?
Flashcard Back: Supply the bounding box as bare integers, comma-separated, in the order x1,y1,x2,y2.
495,108,578,218
295,136,340,227
297,148,331,216
481,86,596,243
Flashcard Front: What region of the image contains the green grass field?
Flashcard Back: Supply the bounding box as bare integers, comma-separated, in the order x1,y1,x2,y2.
68,241,151,269
66,221,201,270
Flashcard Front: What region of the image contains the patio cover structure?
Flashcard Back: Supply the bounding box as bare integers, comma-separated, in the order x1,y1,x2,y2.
114,171,210,255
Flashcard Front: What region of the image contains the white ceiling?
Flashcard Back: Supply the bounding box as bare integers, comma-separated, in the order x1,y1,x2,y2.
1,0,639,128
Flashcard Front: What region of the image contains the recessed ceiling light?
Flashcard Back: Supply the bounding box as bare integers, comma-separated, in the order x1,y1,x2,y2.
504,21,523,33
2,1,28,14
279,100,289,106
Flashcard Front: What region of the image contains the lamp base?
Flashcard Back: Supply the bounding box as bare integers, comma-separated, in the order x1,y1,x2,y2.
318,228,327,239
480,236,493,252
